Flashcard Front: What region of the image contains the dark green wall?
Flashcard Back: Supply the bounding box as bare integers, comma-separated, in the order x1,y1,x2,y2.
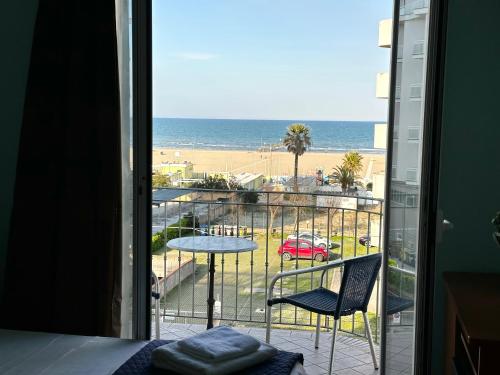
0,2,39,299
432,0,500,372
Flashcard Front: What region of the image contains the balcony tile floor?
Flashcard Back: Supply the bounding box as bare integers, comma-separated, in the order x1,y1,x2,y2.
157,322,381,375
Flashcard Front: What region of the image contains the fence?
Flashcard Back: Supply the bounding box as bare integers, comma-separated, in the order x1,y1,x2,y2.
152,187,385,341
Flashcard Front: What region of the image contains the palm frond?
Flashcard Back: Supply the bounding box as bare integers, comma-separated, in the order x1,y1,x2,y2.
283,123,312,156
342,151,364,175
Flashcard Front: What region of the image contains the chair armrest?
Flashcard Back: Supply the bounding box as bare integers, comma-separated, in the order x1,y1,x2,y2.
267,259,344,301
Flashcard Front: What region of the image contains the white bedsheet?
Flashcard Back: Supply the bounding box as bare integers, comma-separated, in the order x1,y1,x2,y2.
0,329,306,375
0,329,147,374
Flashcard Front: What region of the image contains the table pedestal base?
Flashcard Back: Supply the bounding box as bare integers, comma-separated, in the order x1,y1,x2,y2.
206,253,216,329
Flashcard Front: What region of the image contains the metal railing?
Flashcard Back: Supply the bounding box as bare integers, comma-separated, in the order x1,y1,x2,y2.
152,187,384,341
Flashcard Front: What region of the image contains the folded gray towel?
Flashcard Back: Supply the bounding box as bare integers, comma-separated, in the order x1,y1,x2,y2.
152,341,278,375
177,326,261,362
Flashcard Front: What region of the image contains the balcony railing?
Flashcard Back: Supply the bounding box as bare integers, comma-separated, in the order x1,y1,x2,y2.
152,187,386,341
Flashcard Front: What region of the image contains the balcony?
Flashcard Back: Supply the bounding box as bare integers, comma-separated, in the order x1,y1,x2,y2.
374,124,388,150
376,72,390,99
378,19,393,48
150,188,414,373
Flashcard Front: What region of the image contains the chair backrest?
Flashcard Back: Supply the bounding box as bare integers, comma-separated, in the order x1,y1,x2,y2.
335,253,382,319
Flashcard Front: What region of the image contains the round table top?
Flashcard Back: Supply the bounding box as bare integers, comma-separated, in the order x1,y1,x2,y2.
166,236,258,254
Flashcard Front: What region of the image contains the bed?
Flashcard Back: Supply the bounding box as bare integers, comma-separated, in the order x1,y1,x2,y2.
0,329,306,374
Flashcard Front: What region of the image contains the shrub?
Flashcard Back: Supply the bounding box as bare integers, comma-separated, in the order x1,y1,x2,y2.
151,215,200,255
240,190,259,204
387,266,415,298
152,231,166,253
152,174,171,188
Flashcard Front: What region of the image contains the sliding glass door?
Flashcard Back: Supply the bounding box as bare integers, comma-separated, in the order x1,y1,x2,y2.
382,0,445,373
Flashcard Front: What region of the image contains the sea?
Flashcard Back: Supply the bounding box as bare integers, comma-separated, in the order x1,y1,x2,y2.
153,118,383,153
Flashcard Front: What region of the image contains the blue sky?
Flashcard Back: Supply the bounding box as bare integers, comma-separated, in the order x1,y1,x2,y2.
153,0,393,121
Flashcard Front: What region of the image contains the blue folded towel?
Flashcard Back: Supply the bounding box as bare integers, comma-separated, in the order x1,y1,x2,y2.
177,326,261,362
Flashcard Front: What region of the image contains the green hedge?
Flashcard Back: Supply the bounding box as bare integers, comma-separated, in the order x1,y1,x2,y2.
152,215,199,255
387,265,415,298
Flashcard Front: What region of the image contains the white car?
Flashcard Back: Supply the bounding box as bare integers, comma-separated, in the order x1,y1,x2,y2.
286,232,332,248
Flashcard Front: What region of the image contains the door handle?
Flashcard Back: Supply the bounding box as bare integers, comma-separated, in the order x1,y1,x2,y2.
442,219,454,231
436,209,454,243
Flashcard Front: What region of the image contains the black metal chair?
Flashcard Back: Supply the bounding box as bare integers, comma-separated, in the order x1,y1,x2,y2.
386,294,413,315
386,267,414,318
265,253,382,375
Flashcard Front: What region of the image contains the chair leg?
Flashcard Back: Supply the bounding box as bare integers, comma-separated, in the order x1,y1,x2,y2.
315,314,321,349
363,312,379,370
327,319,338,375
265,304,272,344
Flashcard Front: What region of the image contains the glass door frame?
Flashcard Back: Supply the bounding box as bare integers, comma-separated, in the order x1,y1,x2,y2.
132,0,153,340
380,0,449,373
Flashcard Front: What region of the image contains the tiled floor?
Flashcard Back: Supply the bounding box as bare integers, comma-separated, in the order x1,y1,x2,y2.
157,322,380,375
384,327,414,375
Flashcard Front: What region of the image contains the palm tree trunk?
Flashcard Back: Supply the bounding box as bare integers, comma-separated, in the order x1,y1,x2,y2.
294,153,299,192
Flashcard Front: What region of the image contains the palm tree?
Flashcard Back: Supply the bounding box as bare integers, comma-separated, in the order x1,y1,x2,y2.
342,151,364,176
331,165,354,193
283,123,312,192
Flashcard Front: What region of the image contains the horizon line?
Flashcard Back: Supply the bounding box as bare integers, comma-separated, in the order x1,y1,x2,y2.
153,116,386,123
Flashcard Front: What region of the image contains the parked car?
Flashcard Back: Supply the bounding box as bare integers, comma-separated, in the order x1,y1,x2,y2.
359,235,375,247
278,239,331,262
287,232,333,248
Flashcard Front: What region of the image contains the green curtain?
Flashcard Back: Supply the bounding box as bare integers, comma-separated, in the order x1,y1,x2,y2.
0,0,122,337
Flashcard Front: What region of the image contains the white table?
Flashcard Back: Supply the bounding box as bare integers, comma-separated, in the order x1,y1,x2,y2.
167,236,258,329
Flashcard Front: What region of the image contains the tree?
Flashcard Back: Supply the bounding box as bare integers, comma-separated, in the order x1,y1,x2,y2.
152,174,171,188
191,174,257,202
342,151,364,176
190,174,231,190
283,123,312,192
331,165,355,193
239,190,259,204
262,186,284,232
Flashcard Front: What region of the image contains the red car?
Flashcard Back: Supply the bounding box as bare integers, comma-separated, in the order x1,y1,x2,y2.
278,239,330,262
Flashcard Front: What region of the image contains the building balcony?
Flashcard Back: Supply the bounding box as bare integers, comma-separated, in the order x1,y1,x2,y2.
376,72,390,99
374,124,388,150
150,188,415,374
378,19,393,48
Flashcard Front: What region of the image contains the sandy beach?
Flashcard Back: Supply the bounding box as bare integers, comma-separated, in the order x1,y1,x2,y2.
153,148,386,178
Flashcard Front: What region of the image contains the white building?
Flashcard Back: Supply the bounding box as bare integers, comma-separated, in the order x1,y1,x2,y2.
233,172,264,190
